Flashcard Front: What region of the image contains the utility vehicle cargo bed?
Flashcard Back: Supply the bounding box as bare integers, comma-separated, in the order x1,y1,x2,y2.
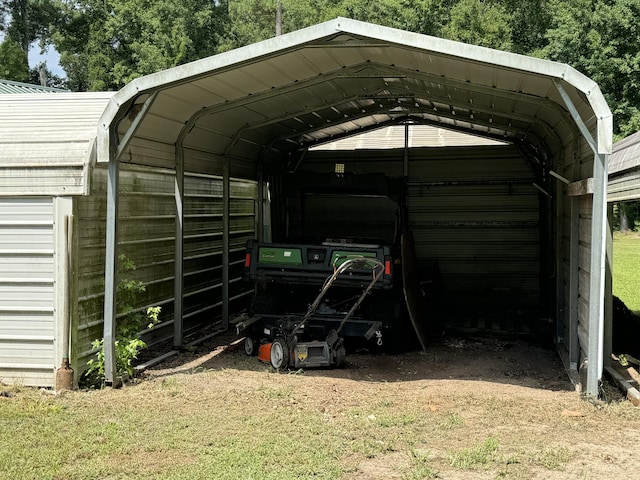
244,240,394,288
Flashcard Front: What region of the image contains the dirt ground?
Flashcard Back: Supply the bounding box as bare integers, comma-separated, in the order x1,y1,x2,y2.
139,330,640,479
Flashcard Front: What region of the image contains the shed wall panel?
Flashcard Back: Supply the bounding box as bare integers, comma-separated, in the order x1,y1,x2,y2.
303,145,543,332
406,149,541,322
74,160,256,373
608,169,640,202
0,92,113,196
0,198,55,386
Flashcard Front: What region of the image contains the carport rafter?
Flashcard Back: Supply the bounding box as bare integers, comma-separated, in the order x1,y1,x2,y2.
257,99,551,161
194,61,574,160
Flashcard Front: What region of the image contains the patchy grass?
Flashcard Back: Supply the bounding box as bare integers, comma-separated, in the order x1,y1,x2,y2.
1,339,640,479
614,231,640,313
448,437,499,469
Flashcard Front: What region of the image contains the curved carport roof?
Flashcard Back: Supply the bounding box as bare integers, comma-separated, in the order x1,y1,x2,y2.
97,17,611,166
97,18,612,395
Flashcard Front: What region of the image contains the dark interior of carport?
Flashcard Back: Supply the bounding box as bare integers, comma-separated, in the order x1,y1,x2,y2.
98,19,610,386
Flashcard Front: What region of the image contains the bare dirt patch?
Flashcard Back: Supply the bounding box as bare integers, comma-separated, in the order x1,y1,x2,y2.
139,330,640,479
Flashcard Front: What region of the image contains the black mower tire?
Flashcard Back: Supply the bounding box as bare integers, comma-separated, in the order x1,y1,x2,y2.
270,337,290,370
244,337,259,356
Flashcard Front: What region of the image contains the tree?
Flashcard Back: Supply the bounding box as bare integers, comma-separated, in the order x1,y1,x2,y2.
504,0,551,55
541,0,640,138
219,0,453,51
0,38,29,81
1,0,57,54
441,0,513,50
28,61,65,88
49,0,228,91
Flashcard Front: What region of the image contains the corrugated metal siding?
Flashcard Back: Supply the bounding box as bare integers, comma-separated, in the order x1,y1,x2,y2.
301,145,543,333
556,135,601,376
0,79,65,94
74,161,256,373
0,92,113,196
612,131,638,208
608,168,640,202
0,197,55,386
576,196,593,361
183,174,257,327
609,131,640,176
406,147,541,327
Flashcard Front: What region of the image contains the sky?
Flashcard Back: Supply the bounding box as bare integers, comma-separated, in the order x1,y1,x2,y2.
0,29,66,79
29,42,66,78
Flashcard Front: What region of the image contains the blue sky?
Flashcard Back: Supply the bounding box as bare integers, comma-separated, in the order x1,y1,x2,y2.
29,42,65,78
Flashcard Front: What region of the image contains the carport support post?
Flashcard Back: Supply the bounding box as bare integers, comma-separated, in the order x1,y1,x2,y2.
222,156,230,329
103,144,119,386
586,152,608,398
174,146,184,347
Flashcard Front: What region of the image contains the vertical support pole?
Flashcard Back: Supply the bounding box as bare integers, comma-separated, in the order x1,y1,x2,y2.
103,140,119,385
275,1,282,36
568,196,580,370
53,198,74,372
257,158,264,242
222,156,230,329
586,152,608,398
555,171,564,345
174,145,184,347
403,123,409,177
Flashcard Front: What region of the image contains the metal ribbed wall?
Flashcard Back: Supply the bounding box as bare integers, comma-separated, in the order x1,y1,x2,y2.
407,147,541,323
0,198,55,386
0,92,114,196
74,162,256,373
304,145,543,333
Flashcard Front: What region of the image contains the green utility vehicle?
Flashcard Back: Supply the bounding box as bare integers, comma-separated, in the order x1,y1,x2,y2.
235,168,430,366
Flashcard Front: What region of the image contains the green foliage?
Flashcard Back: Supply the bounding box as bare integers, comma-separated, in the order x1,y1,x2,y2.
613,202,639,232
85,254,161,386
220,0,451,50
442,0,513,50
0,38,29,81
50,0,227,90
28,60,67,88
541,0,640,137
1,0,59,53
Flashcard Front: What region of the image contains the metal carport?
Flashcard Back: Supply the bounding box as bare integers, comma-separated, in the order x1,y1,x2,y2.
96,18,612,397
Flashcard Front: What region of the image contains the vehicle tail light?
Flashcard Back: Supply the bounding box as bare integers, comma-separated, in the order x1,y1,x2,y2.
384,259,392,275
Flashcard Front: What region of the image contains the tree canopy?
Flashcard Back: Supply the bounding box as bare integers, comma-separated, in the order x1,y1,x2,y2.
1,0,639,138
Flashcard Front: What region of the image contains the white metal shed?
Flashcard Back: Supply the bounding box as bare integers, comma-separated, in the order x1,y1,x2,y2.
0,91,114,386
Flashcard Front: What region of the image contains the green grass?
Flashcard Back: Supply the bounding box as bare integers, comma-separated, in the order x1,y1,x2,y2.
613,231,640,313
448,437,499,469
